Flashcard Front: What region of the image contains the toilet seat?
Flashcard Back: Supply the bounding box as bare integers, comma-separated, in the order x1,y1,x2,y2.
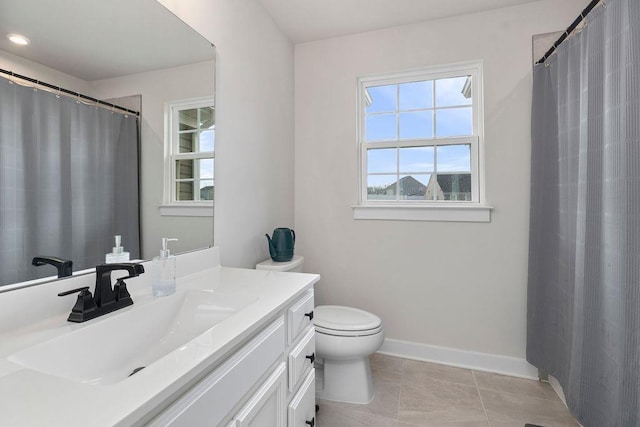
314,305,383,337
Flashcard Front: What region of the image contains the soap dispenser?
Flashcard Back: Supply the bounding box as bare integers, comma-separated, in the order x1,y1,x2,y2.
152,238,178,296
106,235,130,263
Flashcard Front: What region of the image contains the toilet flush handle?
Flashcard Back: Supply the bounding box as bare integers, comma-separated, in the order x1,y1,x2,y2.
305,417,315,427
304,310,314,320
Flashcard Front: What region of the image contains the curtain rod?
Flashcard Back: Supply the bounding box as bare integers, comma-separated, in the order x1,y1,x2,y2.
535,0,603,65
0,68,140,116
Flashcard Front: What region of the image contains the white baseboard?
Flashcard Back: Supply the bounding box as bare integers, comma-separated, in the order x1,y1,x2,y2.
377,338,539,380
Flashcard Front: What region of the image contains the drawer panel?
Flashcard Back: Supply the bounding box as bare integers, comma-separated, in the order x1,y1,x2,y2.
287,290,314,345
288,369,316,427
288,327,315,391
150,317,285,427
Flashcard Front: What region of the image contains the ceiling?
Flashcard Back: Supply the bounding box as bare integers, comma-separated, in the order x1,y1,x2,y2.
0,0,214,81
256,0,544,43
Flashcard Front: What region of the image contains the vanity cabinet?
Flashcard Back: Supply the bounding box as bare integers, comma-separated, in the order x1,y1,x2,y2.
149,288,316,427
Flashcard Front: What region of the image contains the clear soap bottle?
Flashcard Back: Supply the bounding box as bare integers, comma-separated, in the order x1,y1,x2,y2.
106,235,130,263
152,238,178,297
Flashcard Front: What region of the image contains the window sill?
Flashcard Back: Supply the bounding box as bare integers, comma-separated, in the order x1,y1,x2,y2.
352,203,492,222
159,204,214,217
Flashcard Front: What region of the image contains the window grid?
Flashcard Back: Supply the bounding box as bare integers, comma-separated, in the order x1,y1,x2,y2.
359,64,482,205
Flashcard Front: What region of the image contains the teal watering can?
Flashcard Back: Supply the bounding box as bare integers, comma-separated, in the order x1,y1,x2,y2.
265,228,295,262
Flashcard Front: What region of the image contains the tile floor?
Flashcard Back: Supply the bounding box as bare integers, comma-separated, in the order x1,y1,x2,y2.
316,354,579,427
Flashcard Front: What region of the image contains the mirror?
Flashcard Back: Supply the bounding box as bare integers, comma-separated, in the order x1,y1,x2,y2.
0,0,216,289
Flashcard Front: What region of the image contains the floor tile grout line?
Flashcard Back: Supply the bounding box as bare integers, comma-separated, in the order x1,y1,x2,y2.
472,370,492,427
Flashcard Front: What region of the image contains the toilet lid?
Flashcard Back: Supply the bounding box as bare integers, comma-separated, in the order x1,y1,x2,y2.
314,305,382,333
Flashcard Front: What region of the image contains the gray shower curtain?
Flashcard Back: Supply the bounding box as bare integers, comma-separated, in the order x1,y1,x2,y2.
527,0,640,425
0,78,140,286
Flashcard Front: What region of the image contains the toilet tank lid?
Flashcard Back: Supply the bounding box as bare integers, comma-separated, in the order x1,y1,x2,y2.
256,255,304,271
314,305,382,331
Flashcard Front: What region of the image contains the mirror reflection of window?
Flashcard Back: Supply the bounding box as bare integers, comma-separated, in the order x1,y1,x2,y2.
168,100,215,203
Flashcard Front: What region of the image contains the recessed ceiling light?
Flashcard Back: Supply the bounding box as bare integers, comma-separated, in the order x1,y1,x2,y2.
7,33,30,46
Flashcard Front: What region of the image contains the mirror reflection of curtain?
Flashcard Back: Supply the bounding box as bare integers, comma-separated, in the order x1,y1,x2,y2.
528,0,639,425
0,78,140,285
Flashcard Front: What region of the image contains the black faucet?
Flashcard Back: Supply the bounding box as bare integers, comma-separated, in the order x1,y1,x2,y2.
32,256,73,278
58,263,144,323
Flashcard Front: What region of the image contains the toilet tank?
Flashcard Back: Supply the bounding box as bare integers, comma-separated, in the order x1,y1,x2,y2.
256,255,304,272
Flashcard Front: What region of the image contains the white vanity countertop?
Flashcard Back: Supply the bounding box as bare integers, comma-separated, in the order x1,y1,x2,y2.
0,248,319,426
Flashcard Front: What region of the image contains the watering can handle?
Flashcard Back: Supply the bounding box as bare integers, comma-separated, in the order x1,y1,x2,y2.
291,229,296,243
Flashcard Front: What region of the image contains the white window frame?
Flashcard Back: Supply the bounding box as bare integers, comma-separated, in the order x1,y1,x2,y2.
160,97,215,217
353,61,492,222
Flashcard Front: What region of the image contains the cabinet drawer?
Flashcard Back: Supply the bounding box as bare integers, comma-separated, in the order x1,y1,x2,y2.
287,290,314,345
288,327,315,392
150,317,285,427
288,369,316,427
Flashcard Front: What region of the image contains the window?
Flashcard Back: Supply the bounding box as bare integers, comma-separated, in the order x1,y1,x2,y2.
354,62,491,222
161,97,215,217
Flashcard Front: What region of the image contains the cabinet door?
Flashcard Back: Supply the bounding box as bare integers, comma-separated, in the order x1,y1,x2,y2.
234,362,287,427
288,369,316,427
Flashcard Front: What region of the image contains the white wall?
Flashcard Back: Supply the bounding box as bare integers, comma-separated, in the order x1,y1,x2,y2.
157,0,295,268
294,0,587,361
0,49,88,93
89,61,215,259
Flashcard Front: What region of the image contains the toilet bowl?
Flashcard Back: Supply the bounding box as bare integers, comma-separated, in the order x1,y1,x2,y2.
314,305,384,404
255,256,384,404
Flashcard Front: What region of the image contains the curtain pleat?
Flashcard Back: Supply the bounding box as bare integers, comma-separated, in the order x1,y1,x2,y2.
0,80,140,285
528,1,640,425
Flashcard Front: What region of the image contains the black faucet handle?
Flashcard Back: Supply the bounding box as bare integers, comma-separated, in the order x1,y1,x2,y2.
114,279,132,302
33,256,73,278
58,286,90,297
58,286,97,322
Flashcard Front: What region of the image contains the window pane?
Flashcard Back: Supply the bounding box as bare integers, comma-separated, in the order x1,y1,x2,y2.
176,181,194,201
400,80,433,110
176,159,194,179
399,111,433,139
399,147,434,173
199,107,215,129
367,148,396,173
199,179,214,201
200,130,215,152
179,109,198,131
434,173,472,201
199,158,214,179
365,114,396,141
365,85,397,113
179,132,197,153
435,107,472,137
398,174,430,200
435,76,472,107
436,144,471,172
367,175,397,200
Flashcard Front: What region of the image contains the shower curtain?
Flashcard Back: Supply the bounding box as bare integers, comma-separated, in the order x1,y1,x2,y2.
527,0,640,425
0,78,140,285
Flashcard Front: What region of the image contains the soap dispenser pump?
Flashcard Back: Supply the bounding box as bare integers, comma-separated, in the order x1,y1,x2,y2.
152,238,178,297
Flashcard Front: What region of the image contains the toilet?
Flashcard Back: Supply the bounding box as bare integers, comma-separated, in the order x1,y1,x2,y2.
256,256,384,404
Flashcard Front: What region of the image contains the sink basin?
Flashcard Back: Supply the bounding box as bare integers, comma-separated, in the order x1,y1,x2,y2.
9,290,257,385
